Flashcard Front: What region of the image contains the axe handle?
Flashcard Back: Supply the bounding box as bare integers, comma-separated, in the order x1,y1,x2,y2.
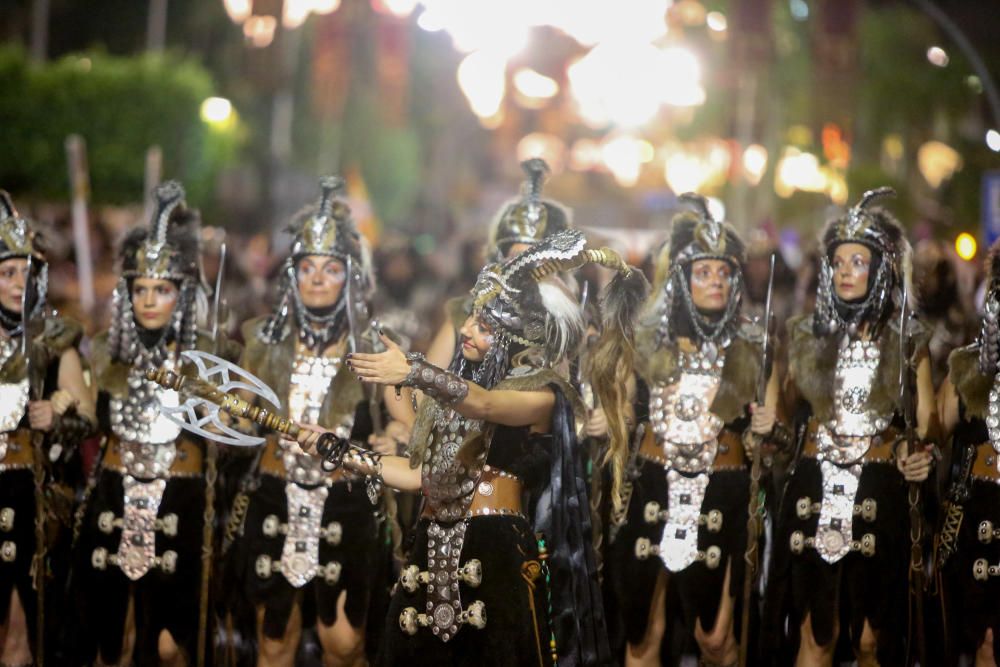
145,368,301,439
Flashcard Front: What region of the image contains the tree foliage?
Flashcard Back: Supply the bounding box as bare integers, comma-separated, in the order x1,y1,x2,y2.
0,46,241,205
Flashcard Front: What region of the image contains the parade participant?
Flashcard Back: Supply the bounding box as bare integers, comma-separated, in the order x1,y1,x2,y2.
767,188,937,666
0,190,94,667
233,177,397,667
936,240,1000,666
424,158,573,368
74,181,229,666
310,228,646,666
604,194,781,667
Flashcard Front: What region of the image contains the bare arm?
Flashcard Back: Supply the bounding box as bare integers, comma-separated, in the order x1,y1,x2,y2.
749,363,781,435
382,384,416,427
349,335,555,431
914,355,937,440
897,354,937,482
57,348,96,422
353,452,421,492
937,377,960,438
425,312,458,369
448,386,554,430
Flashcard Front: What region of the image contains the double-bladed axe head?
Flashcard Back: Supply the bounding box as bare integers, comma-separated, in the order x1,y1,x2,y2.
160,350,282,447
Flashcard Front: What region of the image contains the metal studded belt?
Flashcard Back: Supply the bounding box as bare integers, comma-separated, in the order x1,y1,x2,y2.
0,430,34,472
638,427,745,471
801,420,898,465
259,437,352,486
422,466,524,520
102,435,204,478
971,442,1000,484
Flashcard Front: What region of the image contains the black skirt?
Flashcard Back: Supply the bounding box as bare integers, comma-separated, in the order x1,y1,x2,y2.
767,458,909,665
238,473,381,639
0,469,37,641
942,478,1000,660
72,468,206,665
605,458,750,651
378,515,553,667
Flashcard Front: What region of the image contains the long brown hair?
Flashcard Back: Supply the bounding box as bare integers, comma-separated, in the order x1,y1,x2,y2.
591,268,649,509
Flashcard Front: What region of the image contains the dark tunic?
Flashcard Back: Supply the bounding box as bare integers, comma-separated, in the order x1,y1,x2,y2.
379,426,553,667
0,315,84,653
72,331,232,665
606,326,760,656
378,368,610,666
234,316,383,640
766,314,925,666
940,344,1000,661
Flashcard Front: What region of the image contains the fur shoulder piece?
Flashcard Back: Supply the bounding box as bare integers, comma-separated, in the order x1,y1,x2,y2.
241,317,361,426
495,366,585,423
735,317,764,344
193,331,242,363
246,311,291,344
715,335,761,422
788,311,929,422
948,344,992,419
242,316,288,379
635,329,760,424
634,323,660,367
0,314,84,385
90,331,127,397
39,315,84,355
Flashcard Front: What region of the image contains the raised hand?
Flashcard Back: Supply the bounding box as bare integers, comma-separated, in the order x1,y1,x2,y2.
346,333,411,385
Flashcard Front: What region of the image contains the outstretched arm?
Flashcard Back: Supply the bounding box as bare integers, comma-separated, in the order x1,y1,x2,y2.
297,425,422,492
348,334,554,432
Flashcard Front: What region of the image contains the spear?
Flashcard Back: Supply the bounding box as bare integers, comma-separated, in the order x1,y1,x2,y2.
23,254,46,666
197,243,226,667
899,283,927,667
739,253,774,667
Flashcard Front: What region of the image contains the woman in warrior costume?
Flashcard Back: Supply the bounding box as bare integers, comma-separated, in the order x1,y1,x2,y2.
423,158,574,368
603,194,781,667
767,188,937,666
234,177,405,667
0,191,95,666
302,228,646,666
936,240,1000,666
74,181,231,666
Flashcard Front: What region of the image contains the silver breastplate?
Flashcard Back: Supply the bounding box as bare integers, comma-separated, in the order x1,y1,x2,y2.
283,352,352,486
0,336,28,464
986,374,1000,477
811,339,886,563
0,380,28,435
649,348,725,474
648,347,725,573
830,339,889,436
421,406,486,522
110,360,182,478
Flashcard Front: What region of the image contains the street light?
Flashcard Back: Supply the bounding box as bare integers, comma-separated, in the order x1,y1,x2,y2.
955,233,977,261
201,97,234,127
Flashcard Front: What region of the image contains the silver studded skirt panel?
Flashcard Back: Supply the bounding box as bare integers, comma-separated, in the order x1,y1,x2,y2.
603,454,750,648
377,515,551,667
72,468,206,665
239,473,381,639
